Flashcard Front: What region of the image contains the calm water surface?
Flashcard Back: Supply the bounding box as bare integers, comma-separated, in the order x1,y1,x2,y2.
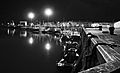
0,28,64,73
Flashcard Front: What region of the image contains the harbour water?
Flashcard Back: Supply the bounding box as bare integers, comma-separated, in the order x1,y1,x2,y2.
0,28,64,73
0,27,106,73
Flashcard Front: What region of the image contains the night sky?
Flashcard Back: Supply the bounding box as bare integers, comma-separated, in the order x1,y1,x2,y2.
0,0,120,22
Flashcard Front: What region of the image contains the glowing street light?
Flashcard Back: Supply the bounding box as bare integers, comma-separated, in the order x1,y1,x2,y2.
28,12,35,26
44,8,53,16
28,12,35,20
44,8,53,21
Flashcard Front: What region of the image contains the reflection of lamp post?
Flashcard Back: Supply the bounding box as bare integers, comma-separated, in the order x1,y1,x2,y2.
28,12,35,26
44,8,53,22
45,42,51,55
28,37,34,45
45,43,51,51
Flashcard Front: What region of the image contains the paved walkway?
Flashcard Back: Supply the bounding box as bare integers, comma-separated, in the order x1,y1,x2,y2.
79,27,120,73
85,28,120,54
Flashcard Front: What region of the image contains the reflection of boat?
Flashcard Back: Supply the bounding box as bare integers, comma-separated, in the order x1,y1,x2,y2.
7,29,16,36
20,31,27,37
28,31,61,45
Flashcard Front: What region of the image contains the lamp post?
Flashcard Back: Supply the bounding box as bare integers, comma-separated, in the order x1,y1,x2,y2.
44,8,53,22
28,12,35,26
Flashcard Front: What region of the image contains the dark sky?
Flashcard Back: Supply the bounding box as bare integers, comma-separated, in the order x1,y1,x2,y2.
0,0,120,22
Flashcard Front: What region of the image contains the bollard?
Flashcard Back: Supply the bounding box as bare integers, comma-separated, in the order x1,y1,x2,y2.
109,27,115,35
98,26,102,31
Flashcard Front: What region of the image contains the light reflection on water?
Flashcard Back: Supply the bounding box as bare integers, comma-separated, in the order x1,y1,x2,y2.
0,28,63,73
45,42,51,51
6,28,16,37
28,37,34,45
20,30,27,37
6,28,61,46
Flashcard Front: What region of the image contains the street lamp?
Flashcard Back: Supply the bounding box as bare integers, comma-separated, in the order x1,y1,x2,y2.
28,12,35,20
28,12,35,26
44,8,53,21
